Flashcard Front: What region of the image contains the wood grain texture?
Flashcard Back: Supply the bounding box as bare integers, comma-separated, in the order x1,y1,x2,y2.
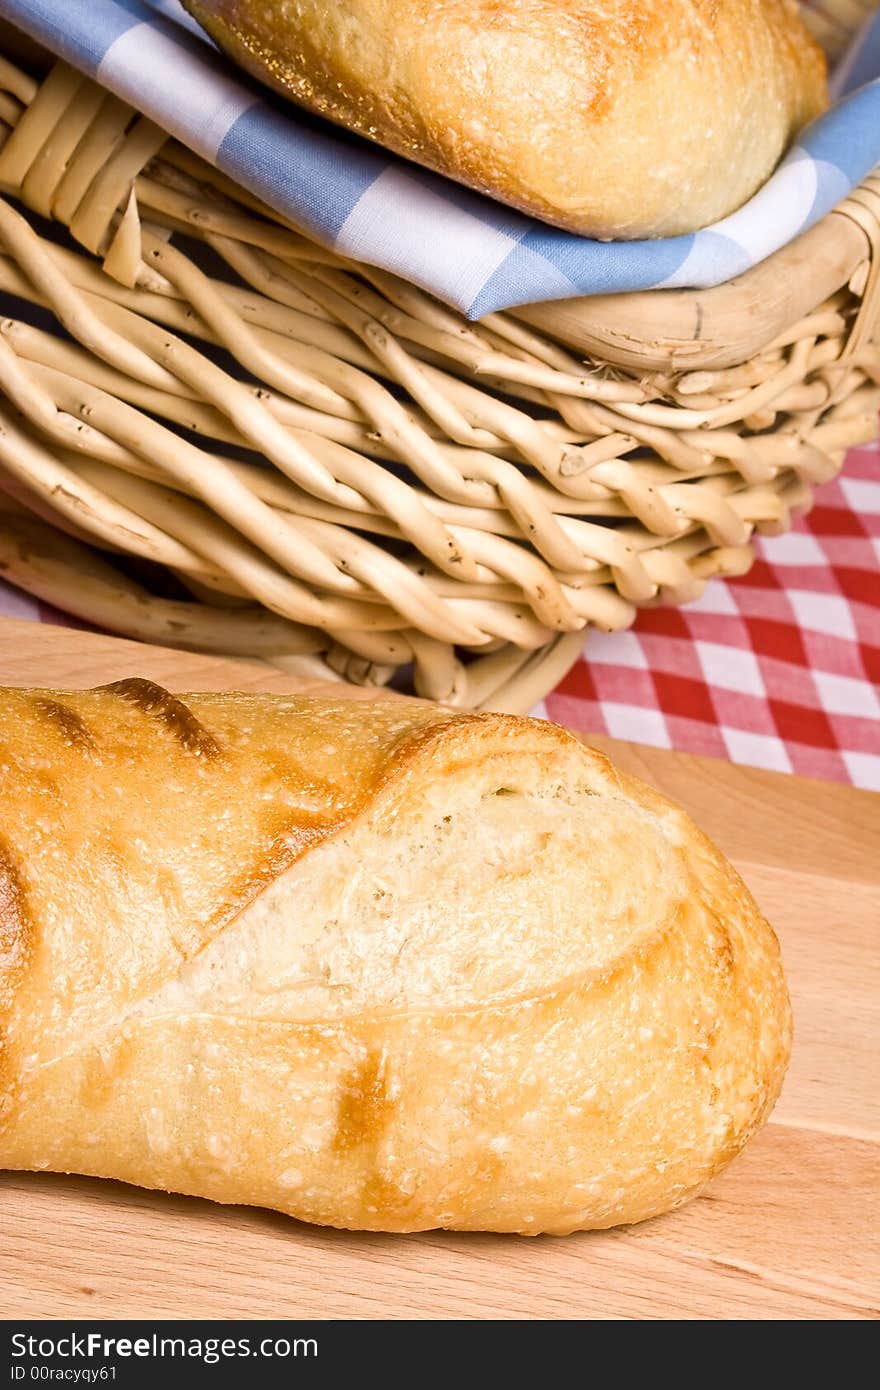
0,618,877,1321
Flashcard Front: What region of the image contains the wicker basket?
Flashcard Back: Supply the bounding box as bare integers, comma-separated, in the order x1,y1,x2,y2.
0,21,877,710
801,0,879,60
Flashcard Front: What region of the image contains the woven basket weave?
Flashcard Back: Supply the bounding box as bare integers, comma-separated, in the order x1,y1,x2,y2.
801,0,879,59
0,22,877,710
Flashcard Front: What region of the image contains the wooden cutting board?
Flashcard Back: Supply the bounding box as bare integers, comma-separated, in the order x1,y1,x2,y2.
1,618,877,1321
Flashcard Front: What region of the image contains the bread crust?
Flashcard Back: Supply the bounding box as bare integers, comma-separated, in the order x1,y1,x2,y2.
184,0,827,238
0,687,791,1233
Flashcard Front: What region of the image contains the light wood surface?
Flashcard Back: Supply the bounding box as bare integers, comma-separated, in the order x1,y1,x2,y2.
1,618,877,1321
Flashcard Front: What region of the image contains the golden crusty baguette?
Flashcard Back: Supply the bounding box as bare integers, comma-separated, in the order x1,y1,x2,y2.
183,0,827,239
0,683,791,1233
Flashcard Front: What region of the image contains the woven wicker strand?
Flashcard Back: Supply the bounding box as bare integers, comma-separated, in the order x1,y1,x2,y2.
0,36,877,709
801,0,879,61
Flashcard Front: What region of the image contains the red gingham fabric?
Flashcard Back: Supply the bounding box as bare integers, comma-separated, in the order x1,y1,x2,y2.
1,442,879,789
543,439,880,790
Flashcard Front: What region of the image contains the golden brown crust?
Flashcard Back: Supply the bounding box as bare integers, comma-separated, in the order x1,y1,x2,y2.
184,0,827,238
0,686,450,1054
0,836,30,1030
30,698,96,751
0,687,791,1233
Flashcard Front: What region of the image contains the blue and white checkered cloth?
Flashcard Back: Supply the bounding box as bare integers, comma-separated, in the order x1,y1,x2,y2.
2,0,879,318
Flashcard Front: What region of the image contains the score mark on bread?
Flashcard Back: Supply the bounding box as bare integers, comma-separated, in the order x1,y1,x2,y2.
99,678,222,758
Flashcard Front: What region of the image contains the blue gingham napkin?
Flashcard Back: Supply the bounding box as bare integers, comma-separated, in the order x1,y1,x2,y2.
1,0,878,318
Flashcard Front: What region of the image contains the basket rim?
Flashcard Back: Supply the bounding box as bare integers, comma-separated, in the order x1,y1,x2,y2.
516,179,879,373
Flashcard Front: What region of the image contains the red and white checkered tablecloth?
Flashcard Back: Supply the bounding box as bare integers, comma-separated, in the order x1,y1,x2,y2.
542,440,880,789
1,442,878,789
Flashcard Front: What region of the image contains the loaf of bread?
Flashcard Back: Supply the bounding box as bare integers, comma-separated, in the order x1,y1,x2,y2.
0,684,790,1234
183,0,827,239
